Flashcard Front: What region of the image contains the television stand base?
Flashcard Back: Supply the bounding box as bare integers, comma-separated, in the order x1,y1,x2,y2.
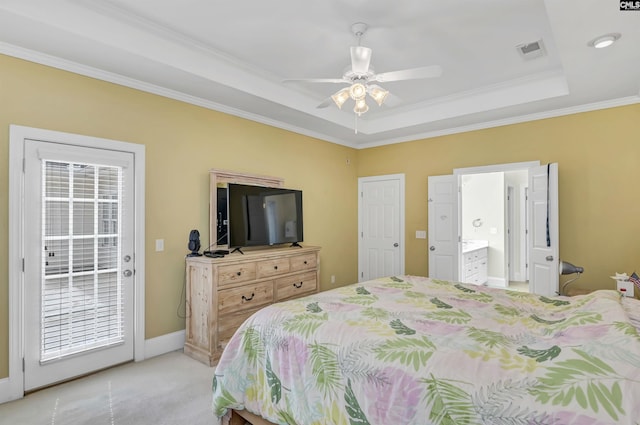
290,242,303,248
230,247,244,255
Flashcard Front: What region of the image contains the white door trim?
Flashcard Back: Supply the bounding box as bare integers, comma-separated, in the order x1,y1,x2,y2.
4,125,145,402
454,161,540,176
358,174,405,281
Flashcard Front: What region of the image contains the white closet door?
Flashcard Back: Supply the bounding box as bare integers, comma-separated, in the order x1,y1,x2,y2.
23,139,135,391
427,175,458,281
358,174,405,281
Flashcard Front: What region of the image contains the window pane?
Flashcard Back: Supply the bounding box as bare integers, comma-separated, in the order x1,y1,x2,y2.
44,240,69,276
45,162,70,198
72,202,94,235
98,167,119,199
45,201,69,237
73,165,95,199
72,238,95,273
98,237,118,270
98,202,118,235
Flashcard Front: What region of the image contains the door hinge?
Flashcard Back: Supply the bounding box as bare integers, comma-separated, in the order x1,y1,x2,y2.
361,231,363,238
22,158,26,173
22,258,24,272
360,191,363,198
22,357,25,372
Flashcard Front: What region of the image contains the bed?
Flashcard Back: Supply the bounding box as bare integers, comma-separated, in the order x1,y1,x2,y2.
212,275,640,425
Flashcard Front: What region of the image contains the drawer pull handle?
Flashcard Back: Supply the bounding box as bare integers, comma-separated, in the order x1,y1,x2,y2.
274,265,278,270
242,292,255,302
236,271,242,276
293,282,303,289
303,261,308,265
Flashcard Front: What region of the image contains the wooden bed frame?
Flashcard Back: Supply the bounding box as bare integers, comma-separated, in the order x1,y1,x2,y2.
229,409,276,425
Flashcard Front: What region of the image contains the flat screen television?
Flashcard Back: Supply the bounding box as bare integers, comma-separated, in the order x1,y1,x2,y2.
227,183,303,249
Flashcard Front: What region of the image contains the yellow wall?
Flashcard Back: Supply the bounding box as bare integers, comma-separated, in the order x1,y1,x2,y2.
356,105,640,289
1,52,639,382
0,54,359,378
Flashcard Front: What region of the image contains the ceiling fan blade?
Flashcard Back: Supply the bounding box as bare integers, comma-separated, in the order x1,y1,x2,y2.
382,92,402,108
374,65,443,83
282,78,348,84
316,97,334,108
350,46,372,74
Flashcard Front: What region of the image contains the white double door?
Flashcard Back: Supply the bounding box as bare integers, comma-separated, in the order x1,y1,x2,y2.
428,164,559,296
23,139,135,391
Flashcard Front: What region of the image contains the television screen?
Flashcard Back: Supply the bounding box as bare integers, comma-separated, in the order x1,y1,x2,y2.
227,183,303,248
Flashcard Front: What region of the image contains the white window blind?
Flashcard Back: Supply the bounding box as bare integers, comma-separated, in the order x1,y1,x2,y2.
41,160,124,363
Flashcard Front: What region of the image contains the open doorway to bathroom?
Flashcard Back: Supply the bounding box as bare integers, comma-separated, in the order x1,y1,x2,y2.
458,167,530,292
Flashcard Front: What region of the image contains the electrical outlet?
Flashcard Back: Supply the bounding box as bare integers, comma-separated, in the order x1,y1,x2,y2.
155,239,164,252
331,275,336,284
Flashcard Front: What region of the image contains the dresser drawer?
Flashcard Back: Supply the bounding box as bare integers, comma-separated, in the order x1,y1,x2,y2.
276,271,317,301
217,262,257,287
257,257,290,278
290,252,317,272
218,309,260,347
218,281,274,315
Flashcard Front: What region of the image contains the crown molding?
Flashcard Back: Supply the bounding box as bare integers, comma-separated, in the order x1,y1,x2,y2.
356,95,640,149
2,42,637,151
0,42,355,148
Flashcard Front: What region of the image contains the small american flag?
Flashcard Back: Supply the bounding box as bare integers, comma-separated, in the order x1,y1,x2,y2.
630,272,640,292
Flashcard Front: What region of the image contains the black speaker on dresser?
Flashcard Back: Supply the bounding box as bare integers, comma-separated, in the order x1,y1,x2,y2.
187,229,202,257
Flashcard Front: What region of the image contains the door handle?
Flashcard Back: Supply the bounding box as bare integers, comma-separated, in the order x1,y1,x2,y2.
546,255,554,261
430,246,436,251
393,243,399,247
123,269,133,277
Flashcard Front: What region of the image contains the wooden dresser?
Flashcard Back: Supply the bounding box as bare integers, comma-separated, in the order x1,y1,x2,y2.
184,245,320,366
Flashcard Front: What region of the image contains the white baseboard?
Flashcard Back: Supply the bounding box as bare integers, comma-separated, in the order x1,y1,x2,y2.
0,330,186,405
0,376,22,404
486,276,507,288
143,330,185,360
0,377,10,404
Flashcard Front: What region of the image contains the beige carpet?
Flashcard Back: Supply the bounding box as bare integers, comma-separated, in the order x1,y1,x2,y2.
0,350,217,425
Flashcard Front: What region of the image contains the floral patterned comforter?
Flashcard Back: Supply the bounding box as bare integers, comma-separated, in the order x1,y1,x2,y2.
212,276,640,425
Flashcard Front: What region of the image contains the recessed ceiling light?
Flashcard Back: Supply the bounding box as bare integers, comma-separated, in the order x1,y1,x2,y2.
588,33,621,49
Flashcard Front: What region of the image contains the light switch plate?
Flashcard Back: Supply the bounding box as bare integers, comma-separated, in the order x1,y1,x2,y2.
155,239,164,252
415,230,427,239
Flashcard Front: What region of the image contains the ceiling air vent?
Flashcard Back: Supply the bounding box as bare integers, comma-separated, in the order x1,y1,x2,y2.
516,39,546,60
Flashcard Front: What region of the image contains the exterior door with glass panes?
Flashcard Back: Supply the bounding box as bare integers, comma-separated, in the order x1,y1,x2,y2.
23,139,135,391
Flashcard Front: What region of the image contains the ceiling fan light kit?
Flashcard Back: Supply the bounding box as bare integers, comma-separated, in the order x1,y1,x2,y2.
368,85,389,106
354,98,369,115
285,22,442,130
348,82,367,100
331,88,350,109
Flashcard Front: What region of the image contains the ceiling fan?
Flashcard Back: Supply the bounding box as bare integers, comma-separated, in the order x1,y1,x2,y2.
284,22,443,117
